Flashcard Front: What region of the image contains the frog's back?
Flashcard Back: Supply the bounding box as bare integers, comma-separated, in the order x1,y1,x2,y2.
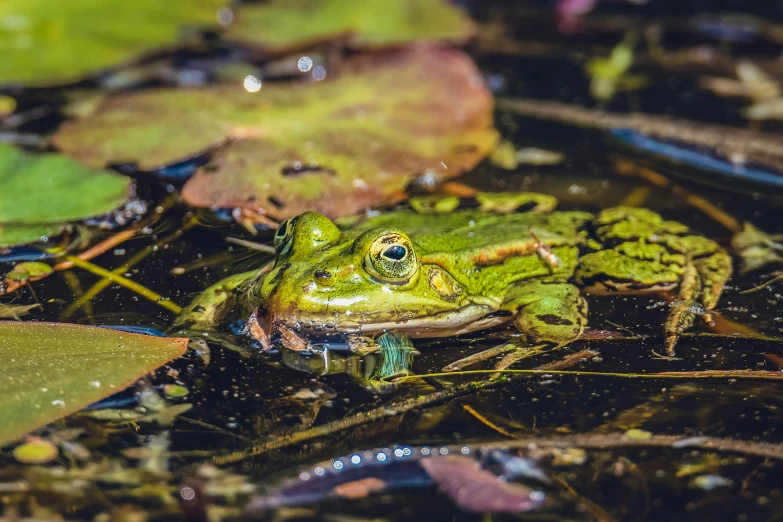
346,210,593,254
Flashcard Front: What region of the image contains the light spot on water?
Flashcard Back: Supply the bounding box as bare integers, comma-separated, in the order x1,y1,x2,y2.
216,7,233,25
530,490,546,501
243,75,262,93
298,57,313,72
180,487,196,500
313,66,327,81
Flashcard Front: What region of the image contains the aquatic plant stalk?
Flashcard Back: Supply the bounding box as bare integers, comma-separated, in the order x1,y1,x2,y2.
62,254,181,314
61,217,196,319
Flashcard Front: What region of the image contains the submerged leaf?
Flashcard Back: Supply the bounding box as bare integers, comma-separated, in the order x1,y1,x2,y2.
732,222,783,273
55,48,497,219
0,0,226,86
0,303,40,320
225,0,474,51
0,322,187,447
420,456,547,513
0,144,131,247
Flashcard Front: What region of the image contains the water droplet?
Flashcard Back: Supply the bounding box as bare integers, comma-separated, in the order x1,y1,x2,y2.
298,56,313,72
243,75,262,93
216,7,233,25
312,65,327,81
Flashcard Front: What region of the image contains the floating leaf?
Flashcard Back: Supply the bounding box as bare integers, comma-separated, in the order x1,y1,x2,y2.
489,140,519,170
0,0,226,86
731,222,783,273
56,48,497,219
225,0,474,51
163,384,189,398
0,322,187,447
5,262,52,282
420,455,546,513
0,144,131,247
13,438,59,464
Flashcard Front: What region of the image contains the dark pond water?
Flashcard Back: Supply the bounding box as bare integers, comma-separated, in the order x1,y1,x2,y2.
3,1,783,521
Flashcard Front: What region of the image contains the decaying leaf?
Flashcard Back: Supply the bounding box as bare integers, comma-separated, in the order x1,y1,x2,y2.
0,0,226,86
0,144,131,247
0,322,187,446
224,0,474,51
419,456,547,513
0,303,40,320
55,48,498,219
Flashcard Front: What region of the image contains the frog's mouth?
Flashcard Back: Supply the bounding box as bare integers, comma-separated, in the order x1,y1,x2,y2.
249,304,509,350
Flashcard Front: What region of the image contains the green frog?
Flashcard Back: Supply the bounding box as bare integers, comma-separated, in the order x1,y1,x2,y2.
176,194,731,370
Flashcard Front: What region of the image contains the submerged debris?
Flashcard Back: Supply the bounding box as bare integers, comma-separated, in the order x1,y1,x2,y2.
244,444,551,516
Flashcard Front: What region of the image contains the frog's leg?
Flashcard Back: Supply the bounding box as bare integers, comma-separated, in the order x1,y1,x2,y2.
663,247,731,355
443,281,587,371
575,240,732,355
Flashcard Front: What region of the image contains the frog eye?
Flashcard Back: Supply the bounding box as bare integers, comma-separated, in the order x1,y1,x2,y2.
365,233,418,284
273,216,299,256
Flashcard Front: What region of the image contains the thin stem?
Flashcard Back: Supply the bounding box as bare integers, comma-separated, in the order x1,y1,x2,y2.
63,255,181,314
61,218,196,319
461,404,515,438
403,369,783,382
191,350,597,471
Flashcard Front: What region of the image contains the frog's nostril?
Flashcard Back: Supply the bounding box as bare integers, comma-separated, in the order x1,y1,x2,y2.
314,269,332,279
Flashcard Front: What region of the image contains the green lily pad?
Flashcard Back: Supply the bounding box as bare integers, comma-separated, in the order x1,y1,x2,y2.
0,0,226,86
55,48,497,219
0,144,130,247
225,0,474,51
0,224,63,249
0,322,188,447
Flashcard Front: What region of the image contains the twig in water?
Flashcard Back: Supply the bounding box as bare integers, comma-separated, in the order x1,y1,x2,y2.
225,236,276,253
190,350,597,471
550,473,619,522
610,156,742,233
62,254,181,314
2,194,178,295
740,272,783,294
403,369,783,382
61,217,196,319
461,404,515,438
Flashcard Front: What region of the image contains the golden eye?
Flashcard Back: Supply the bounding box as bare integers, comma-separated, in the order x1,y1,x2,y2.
364,233,418,284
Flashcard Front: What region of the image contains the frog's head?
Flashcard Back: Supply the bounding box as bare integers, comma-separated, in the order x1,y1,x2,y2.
252,211,467,338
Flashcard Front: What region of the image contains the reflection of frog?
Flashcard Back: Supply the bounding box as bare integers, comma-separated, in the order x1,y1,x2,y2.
177,194,731,369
